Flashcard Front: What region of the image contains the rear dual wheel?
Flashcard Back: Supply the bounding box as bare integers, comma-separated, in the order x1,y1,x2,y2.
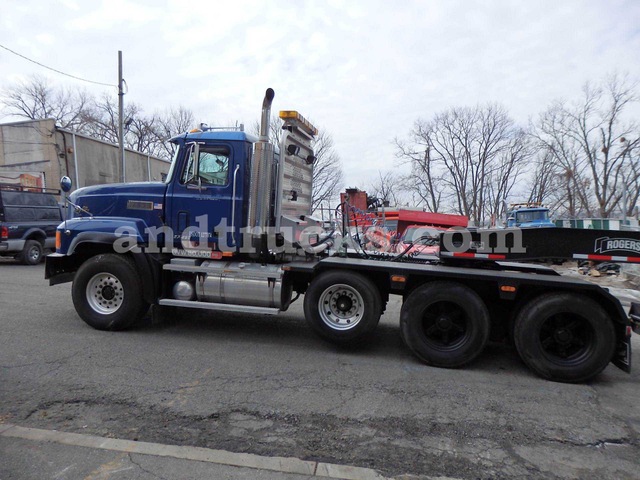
401,284,616,382
513,293,616,383
400,282,490,368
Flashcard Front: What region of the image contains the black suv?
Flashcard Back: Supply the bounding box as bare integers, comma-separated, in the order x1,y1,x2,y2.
0,185,62,265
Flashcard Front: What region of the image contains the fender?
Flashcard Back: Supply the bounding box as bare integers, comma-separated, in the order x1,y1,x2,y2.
46,250,163,305
21,227,47,241
57,216,149,255
47,217,155,293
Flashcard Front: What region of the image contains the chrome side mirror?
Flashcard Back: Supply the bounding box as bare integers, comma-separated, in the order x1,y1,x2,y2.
60,176,72,193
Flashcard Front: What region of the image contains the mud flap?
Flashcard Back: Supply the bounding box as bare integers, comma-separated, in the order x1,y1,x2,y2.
613,334,632,373
631,302,640,334
611,302,640,373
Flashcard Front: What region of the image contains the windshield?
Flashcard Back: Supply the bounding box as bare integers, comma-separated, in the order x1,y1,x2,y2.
516,210,549,223
383,220,398,232
164,146,181,184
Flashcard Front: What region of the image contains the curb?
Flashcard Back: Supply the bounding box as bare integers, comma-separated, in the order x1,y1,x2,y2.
1,423,388,480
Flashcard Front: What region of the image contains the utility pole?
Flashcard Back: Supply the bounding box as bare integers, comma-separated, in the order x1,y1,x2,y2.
118,51,125,183
621,137,630,227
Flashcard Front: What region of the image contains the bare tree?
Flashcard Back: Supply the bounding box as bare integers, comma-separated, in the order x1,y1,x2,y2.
81,93,122,144
481,127,531,221
83,95,169,158
526,151,559,205
156,106,196,158
534,74,639,218
310,129,344,212
394,143,445,212
0,75,93,131
396,104,530,223
126,111,162,157
252,118,283,144
368,170,406,207
521,150,585,219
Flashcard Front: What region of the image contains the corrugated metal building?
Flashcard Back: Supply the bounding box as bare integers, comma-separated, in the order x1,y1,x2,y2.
0,119,170,192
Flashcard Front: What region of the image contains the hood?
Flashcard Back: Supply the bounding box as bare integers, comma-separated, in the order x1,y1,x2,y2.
70,182,167,229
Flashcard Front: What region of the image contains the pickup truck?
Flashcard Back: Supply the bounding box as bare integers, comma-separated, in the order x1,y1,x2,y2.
0,185,62,264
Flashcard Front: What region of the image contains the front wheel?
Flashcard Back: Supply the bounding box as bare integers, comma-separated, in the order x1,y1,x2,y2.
513,293,616,383
72,254,148,331
400,282,490,368
303,271,381,345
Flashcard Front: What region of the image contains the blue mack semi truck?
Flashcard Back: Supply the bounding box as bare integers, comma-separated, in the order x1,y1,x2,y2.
506,203,555,228
46,89,640,383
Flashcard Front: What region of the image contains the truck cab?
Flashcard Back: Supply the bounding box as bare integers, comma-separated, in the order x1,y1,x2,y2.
59,130,257,256
506,203,555,228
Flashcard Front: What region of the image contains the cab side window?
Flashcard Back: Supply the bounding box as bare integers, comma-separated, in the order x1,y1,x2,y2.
181,145,230,186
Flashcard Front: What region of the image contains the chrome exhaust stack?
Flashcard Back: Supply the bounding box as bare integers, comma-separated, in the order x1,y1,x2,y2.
247,88,276,258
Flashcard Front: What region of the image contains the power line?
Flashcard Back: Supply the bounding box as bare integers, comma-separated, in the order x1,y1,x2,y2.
0,43,117,88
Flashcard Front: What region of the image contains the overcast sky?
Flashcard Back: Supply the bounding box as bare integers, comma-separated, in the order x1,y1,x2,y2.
1,0,639,192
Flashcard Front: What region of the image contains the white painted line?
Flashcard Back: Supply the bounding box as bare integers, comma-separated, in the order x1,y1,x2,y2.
0,424,391,479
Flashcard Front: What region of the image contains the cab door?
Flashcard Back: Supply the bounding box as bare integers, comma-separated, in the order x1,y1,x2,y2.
166,142,242,254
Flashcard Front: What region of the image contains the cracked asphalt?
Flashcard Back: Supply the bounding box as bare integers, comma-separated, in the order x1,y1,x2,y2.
1,260,639,479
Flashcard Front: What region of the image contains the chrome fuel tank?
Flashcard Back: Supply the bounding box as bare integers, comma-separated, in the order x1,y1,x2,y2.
196,261,286,308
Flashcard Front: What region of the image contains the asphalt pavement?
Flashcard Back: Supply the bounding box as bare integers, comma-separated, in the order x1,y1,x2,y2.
1,259,639,479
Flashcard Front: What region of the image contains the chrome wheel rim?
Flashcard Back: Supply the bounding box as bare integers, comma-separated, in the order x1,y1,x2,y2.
86,273,124,314
318,284,364,330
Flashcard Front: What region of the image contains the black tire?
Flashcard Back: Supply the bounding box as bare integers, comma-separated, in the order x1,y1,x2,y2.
20,240,43,265
72,254,148,331
303,270,381,345
400,282,490,368
513,293,616,383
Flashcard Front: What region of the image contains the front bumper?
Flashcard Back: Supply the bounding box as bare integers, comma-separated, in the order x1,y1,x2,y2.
45,253,77,285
